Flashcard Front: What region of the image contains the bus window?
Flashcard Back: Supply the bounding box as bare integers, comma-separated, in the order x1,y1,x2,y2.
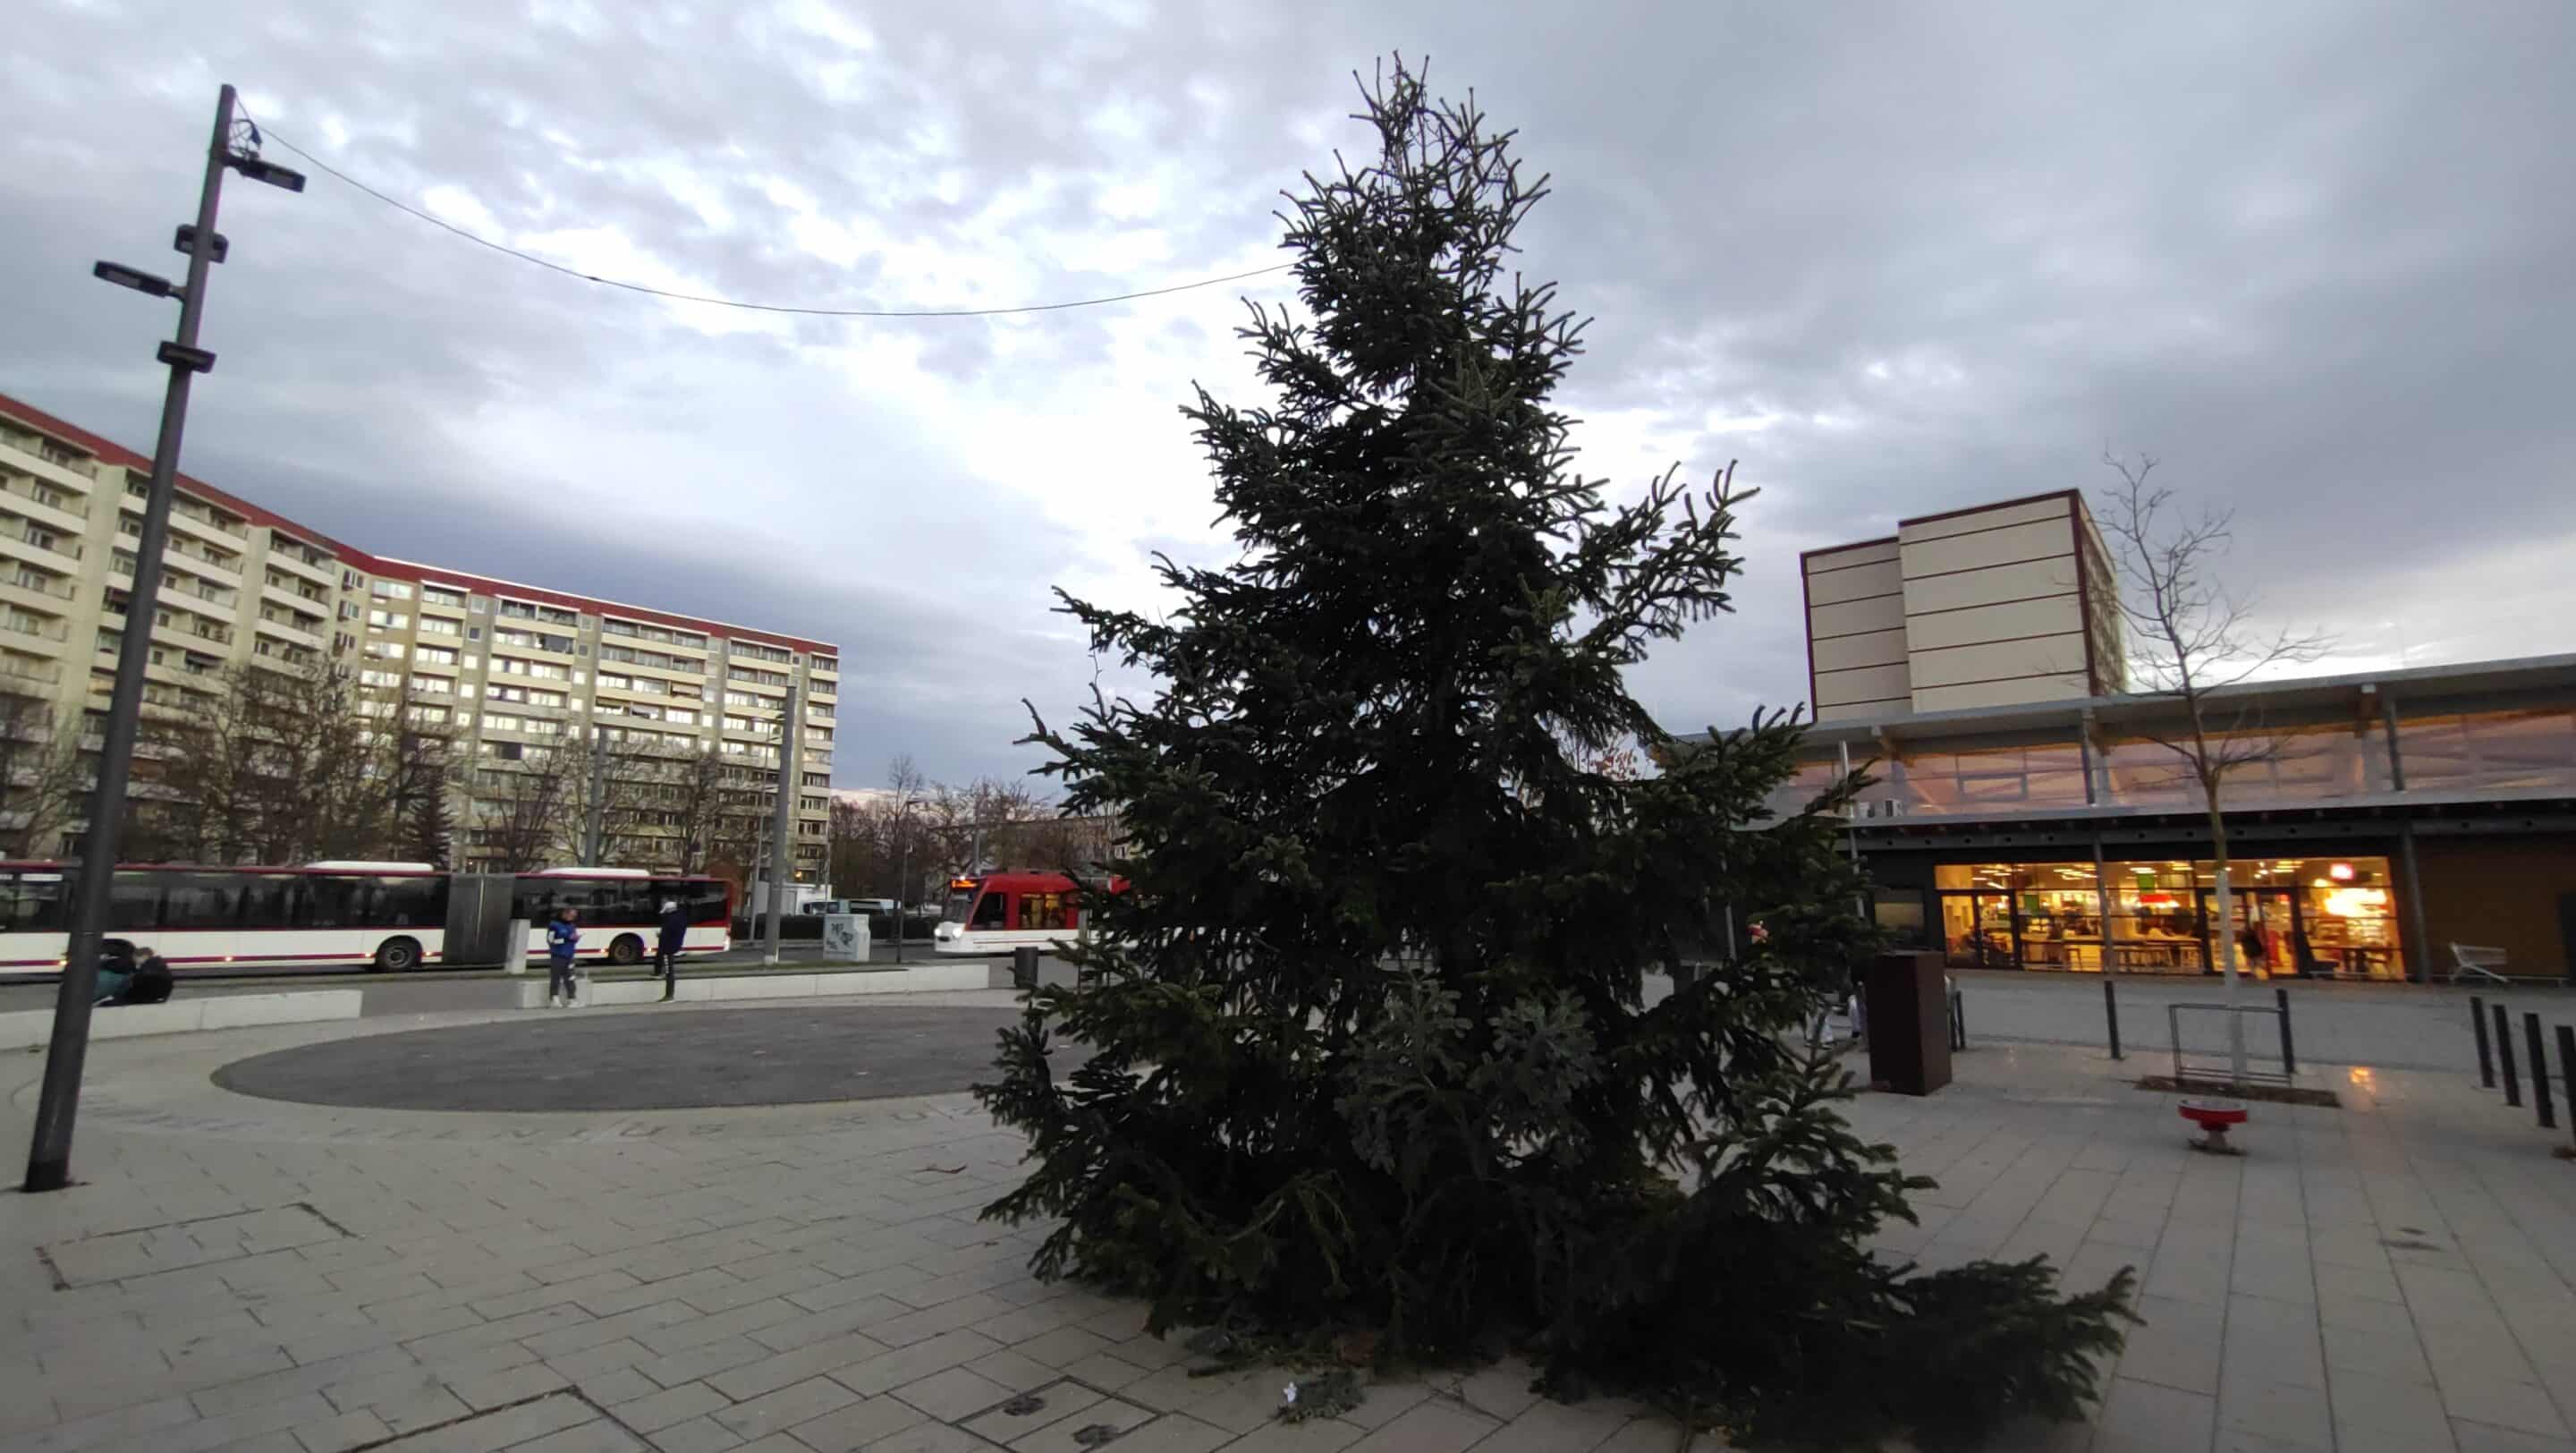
1022,892,1068,930
970,891,1007,930
376,875,445,927
301,876,360,929
0,871,65,933
237,875,296,931
602,881,657,926
161,872,242,930
108,872,162,931
657,879,730,925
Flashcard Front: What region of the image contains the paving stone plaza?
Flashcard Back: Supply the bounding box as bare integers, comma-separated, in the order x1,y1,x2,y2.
9,980,2576,1452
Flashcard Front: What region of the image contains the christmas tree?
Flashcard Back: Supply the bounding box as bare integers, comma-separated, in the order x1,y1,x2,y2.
978,60,2132,1449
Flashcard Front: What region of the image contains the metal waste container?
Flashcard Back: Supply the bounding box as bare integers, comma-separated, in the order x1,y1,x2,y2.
1864,950,1953,1095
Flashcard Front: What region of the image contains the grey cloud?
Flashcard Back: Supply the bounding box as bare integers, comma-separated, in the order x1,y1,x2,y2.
5,0,2572,777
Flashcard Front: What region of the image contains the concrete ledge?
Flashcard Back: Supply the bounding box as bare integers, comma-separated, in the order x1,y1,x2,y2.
514,963,1000,1009
0,990,364,1049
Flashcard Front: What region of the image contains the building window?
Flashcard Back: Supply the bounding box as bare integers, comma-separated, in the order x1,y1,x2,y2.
1924,858,2405,981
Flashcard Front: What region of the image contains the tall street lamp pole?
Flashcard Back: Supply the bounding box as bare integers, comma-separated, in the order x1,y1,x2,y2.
761,684,799,965
893,796,918,964
22,83,301,1194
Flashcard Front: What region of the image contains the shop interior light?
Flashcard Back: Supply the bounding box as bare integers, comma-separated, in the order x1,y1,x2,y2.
2328,862,2357,882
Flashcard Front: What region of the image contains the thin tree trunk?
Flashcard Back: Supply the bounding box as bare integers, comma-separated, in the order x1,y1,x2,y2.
2207,796,2246,1084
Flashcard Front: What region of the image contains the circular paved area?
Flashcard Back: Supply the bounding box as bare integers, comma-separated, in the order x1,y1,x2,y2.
211,1005,1030,1111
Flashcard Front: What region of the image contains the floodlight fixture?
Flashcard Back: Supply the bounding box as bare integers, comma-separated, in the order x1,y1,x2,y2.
227,154,306,191
92,260,176,298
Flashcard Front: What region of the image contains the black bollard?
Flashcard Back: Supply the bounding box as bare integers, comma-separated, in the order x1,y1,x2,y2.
2472,996,2495,1088
2104,978,2123,1061
1951,988,1967,1052
2529,1014,2556,1131
2275,987,2296,1076
2557,1025,2576,1146
2496,1004,2522,1109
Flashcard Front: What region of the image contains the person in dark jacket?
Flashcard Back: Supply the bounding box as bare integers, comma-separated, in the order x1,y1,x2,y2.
546,906,581,1007
655,898,689,1002
92,939,138,1006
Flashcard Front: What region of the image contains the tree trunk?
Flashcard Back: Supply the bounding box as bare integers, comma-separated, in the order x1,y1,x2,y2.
2207,797,2247,1085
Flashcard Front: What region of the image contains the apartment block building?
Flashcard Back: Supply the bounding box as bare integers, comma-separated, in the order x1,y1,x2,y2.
0,391,835,879
1801,490,2123,722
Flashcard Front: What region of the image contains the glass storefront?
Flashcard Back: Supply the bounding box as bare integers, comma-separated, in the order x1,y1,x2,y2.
1930,856,2406,981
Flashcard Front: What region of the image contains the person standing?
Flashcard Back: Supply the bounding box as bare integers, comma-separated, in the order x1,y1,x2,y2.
655,897,689,1002
547,905,581,1007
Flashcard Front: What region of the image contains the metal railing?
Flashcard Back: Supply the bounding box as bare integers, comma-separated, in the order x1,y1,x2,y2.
2166,998,2297,1088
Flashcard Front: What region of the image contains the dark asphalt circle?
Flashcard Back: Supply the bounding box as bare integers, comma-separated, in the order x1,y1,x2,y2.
211,1006,1031,1112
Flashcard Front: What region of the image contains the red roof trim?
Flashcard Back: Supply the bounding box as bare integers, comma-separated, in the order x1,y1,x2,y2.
1798,536,1898,561
1896,489,2082,530
0,391,837,655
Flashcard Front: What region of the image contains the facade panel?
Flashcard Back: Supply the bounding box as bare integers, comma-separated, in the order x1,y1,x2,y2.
1909,672,2091,714
1812,627,1910,674
1805,557,1903,607
1898,517,2076,579
1815,662,1912,710
1906,633,2091,691
1809,593,1907,641
1905,594,2083,650
1896,494,2075,543
1902,558,2080,616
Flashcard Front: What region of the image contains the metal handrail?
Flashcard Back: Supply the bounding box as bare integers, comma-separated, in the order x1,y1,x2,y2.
2167,1001,2293,1087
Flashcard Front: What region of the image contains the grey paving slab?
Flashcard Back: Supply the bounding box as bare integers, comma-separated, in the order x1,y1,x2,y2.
21,990,2576,1451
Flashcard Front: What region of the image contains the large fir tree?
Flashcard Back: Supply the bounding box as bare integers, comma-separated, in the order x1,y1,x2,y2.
978,62,2132,1449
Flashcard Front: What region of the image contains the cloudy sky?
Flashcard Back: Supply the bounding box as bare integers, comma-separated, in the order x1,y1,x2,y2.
5,1,2570,788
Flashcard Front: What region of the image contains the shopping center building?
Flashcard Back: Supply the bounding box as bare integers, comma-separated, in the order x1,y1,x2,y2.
1789,496,2576,983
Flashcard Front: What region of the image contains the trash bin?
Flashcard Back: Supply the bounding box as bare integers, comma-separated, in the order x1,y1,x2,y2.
1864,949,1953,1095
1013,946,1041,989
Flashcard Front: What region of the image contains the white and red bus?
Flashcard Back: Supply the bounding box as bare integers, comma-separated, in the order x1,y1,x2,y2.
931,871,1123,956
0,862,733,974
511,867,733,966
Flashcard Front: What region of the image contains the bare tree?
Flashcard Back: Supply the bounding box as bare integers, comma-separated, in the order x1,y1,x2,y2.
2099,452,2331,1083
468,742,582,873
0,693,89,859
664,746,732,875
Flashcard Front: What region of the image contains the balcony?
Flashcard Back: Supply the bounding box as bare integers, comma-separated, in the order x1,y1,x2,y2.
0,656,62,689
0,474,90,535
0,525,82,571
168,501,249,544
261,578,335,615
0,436,98,491
487,638,579,667
1,614,70,654
118,525,244,584
0,574,76,614
265,544,338,586
252,612,325,650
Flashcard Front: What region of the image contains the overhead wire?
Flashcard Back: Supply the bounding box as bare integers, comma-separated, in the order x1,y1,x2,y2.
242,114,1292,319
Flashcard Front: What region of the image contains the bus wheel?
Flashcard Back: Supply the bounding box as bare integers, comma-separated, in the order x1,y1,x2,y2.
373,937,422,973
608,934,645,966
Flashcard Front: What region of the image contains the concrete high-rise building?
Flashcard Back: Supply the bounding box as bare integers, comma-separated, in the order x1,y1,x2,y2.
0,392,835,879
1801,489,2123,722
